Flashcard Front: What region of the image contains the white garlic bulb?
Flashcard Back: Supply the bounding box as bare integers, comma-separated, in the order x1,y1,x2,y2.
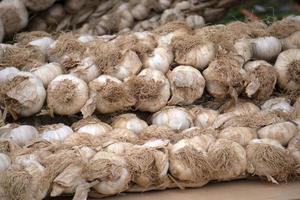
0,124,39,146
258,121,297,146
208,139,247,181
47,75,89,115
31,62,63,87
105,142,133,154
111,113,148,135
180,128,216,151
274,49,300,90
0,71,46,118
143,46,173,73
39,124,73,142
23,0,55,11
234,38,253,62
0,153,11,171
261,97,294,114
88,75,136,114
251,36,282,60
281,31,300,50
77,35,95,43
72,117,112,137
29,37,54,54
0,0,28,35
151,106,194,131
189,106,219,129
167,65,205,105
218,127,257,146
185,15,205,29
69,57,100,82
126,68,170,112
0,67,19,84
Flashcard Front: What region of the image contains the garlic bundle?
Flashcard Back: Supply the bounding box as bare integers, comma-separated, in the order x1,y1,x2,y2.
143,46,173,73
0,0,28,35
218,127,257,146
244,60,277,100
169,137,212,186
0,153,11,171
208,139,247,181
251,36,282,60
203,53,245,99
125,144,169,188
0,71,46,118
167,65,205,105
23,0,55,11
86,151,130,195
72,117,112,137
261,97,294,114
69,57,100,82
288,133,300,164
47,74,89,115
138,125,175,143
126,69,170,112
281,31,300,50
39,124,74,142
257,121,297,146
0,67,20,84
246,141,296,183
171,34,216,70
189,106,219,129
111,113,148,135
0,124,38,146
274,49,300,91
151,106,194,132
31,62,63,87
29,37,55,54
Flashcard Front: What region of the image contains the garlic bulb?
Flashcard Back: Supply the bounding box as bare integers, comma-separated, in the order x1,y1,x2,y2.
208,139,247,181
0,67,20,84
69,57,100,82
189,106,219,129
77,35,95,43
39,124,73,142
143,46,173,73
88,75,136,114
0,71,46,118
180,128,216,151
0,124,39,146
258,121,297,146
203,53,245,99
31,62,63,87
244,60,277,100
234,38,253,62
268,16,300,38
43,4,66,25
288,133,300,164
47,75,89,115
72,117,112,137
274,49,300,90
126,68,170,112
167,65,205,105
251,36,282,60
105,142,134,154
218,127,257,146
151,106,193,132
249,138,284,149
261,97,294,114
0,153,11,171
23,0,55,11
281,31,300,50
171,35,216,70
224,101,260,115
111,113,148,135
169,137,211,185
185,15,205,29
29,37,54,54
246,142,296,183
0,0,28,35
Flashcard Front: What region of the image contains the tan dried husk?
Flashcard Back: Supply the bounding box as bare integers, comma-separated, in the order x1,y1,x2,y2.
138,125,176,144
287,60,300,84
268,17,300,38
63,133,103,150
15,31,52,44
153,21,192,35
178,128,217,141
108,128,139,144
246,143,296,183
0,45,45,70
0,139,21,156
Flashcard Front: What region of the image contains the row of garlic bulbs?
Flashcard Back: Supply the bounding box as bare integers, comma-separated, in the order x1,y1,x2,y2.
1,18,300,118
0,104,299,198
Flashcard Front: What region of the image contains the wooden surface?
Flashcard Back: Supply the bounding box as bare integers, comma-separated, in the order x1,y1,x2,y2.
50,179,300,200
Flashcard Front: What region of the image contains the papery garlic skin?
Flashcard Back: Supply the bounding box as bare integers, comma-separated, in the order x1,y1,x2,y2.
39,124,73,142
77,122,112,137
105,142,133,154
180,129,216,151
167,65,205,106
261,97,294,114
234,39,253,62
218,127,257,146
143,46,173,74
70,57,100,82
31,62,63,87
47,75,89,115
185,15,205,29
151,107,193,131
189,106,219,129
244,60,272,71
224,101,260,115
258,121,297,146
112,113,148,135
251,36,282,60
0,153,11,171
0,67,20,84
281,31,300,50
249,138,284,149
274,49,300,90
29,37,54,54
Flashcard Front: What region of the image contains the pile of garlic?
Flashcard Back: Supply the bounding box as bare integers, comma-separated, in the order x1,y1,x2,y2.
0,17,300,199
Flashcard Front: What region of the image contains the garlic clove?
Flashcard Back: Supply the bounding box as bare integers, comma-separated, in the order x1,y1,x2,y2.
251,36,282,60
167,65,205,105
47,74,89,115
111,113,148,135
39,123,74,142
31,62,63,87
